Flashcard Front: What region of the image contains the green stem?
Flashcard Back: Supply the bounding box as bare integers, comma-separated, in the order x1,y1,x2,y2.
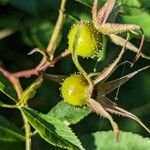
10,74,31,150
47,0,67,58
21,111,31,150
11,77,31,150
72,25,94,91
37,0,68,69
0,103,16,108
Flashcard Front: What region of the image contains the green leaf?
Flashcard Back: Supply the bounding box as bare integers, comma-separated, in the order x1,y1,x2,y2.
81,131,150,150
0,15,20,28
30,21,55,48
22,21,61,49
46,101,91,125
0,72,17,101
9,0,38,15
20,77,43,105
0,115,24,142
0,142,23,150
21,107,84,150
0,0,9,6
119,0,141,8
140,0,150,8
122,12,150,39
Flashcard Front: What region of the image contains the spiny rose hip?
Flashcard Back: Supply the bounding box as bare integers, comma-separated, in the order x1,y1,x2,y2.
68,21,102,58
61,74,90,106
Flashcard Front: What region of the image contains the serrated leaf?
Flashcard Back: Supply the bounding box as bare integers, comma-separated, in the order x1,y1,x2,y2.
81,131,150,150
47,101,91,125
21,107,84,150
0,72,17,101
0,115,24,142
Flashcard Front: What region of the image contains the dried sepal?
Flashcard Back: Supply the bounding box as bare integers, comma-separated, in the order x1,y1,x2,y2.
87,98,119,142
91,0,149,64
98,23,140,35
94,43,126,85
98,65,150,96
99,97,150,134
92,0,116,26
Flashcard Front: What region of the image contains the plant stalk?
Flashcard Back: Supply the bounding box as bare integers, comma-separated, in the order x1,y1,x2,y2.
21,111,31,150
37,0,68,69
47,0,67,57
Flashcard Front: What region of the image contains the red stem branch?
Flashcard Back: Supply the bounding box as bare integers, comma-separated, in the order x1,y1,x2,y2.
0,50,70,79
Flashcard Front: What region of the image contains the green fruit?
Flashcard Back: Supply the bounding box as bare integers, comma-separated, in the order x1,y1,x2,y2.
61,74,89,106
68,21,102,58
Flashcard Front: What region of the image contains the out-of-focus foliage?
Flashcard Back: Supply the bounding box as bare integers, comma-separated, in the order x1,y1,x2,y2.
81,131,150,150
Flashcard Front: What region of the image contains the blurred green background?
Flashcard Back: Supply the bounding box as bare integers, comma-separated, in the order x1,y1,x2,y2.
0,0,150,149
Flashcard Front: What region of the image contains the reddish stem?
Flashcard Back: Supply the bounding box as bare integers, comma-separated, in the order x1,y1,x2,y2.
0,50,70,79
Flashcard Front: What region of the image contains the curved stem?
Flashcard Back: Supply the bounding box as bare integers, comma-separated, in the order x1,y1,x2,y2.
72,25,94,92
